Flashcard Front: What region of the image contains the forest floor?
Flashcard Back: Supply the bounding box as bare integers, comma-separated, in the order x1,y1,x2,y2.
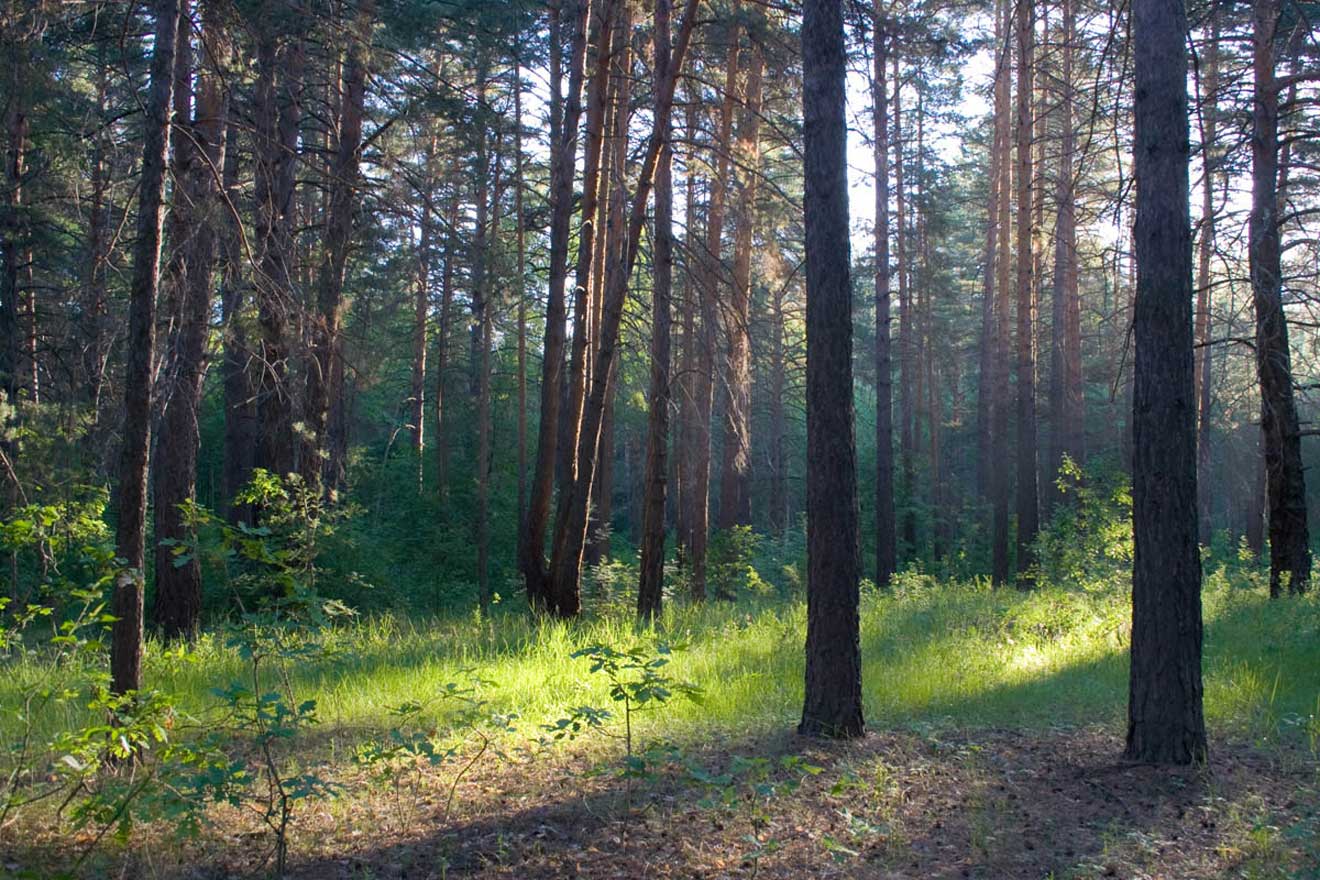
2,573,1318,878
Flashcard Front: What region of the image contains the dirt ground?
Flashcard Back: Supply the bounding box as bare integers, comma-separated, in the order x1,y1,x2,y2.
7,726,1318,879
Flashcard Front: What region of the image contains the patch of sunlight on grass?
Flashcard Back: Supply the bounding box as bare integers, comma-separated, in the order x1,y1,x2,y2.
2,573,1317,756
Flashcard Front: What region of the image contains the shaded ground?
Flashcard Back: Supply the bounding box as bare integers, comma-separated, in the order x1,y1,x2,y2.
13,725,1315,879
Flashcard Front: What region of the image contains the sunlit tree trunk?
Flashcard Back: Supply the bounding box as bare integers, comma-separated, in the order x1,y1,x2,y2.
1014,0,1039,583
990,0,1014,586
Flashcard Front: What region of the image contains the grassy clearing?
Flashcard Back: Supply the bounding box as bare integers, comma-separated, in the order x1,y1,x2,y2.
5,567,1316,756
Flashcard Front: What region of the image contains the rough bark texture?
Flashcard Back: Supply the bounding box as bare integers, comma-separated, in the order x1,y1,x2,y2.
1014,0,1039,582
638,0,674,620
872,16,897,588
1250,0,1310,597
113,0,179,695
153,0,228,640
798,0,863,740
1125,0,1208,766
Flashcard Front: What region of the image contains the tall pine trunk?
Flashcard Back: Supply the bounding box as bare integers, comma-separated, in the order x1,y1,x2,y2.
112,0,179,695
799,0,863,739
1014,0,1039,582
872,15,896,586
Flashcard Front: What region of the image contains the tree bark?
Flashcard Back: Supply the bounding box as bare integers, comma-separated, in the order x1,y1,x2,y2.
718,41,764,530
1250,0,1309,597
544,0,700,617
798,0,863,739
1014,0,1039,582
112,0,179,696
1194,14,1219,542
1125,0,1207,766
638,0,674,620
872,15,897,587
991,0,1013,586
252,11,304,479
153,0,229,640
306,1,371,496
893,49,916,556
522,0,591,608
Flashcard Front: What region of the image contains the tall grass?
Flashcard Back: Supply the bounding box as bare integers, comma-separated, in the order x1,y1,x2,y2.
3,568,1317,757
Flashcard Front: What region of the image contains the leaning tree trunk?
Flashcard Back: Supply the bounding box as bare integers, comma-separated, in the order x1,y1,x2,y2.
112,0,179,696
1250,0,1309,597
799,0,863,740
1125,0,1207,766
153,0,229,640
637,0,674,621
872,15,897,587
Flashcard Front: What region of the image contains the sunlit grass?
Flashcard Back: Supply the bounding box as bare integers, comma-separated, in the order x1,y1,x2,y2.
3,568,1318,756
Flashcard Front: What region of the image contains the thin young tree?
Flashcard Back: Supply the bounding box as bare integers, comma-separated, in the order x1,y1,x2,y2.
872,12,897,588
638,0,675,621
1125,0,1207,766
1014,0,1039,581
798,0,863,739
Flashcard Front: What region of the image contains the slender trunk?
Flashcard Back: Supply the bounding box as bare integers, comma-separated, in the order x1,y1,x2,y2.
522,0,591,608
113,0,179,696
515,57,529,528
153,0,229,640
637,0,674,620
560,0,620,495
409,130,438,490
990,0,1013,585
307,2,370,496
1195,14,1219,541
252,18,304,479
718,43,763,529
1250,0,1309,596
1048,0,1081,507
1014,0,1039,582
676,90,700,568
86,49,111,418
872,16,896,586
544,0,700,616
472,59,495,614
893,49,916,556
434,194,459,503
220,123,256,522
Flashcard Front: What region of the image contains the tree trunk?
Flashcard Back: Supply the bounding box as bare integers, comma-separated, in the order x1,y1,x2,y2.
637,0,674,621
409,129,438,491
1250,0,1309,597
153,0,229,640
1014,0,1039,582
220,123,256,523
990,0,1013,586
306,2,370,496
872,15,897,586
514,57,529,529
522,0,591,608
893,49,916,557
252,15,304,479
112,0,179,696
544,0,700,617
718,42,764,530
1048,0,1081,510
799,0,863,740
1125,0,1207,766
1194,14,1219,543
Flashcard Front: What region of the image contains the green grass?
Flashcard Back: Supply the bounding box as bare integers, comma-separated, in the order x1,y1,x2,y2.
4,568,1320,757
